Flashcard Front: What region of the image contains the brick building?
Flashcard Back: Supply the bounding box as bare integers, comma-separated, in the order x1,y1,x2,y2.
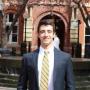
0,0,90,57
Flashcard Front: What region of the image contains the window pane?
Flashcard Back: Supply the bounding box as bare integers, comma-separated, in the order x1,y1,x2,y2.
85,36,90,43
6,26,9,32
12,34,17,42
13,26,17,33
9,13,13,22
85,27,90,35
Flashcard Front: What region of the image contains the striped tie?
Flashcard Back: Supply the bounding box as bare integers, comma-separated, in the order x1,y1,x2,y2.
40,51,49,90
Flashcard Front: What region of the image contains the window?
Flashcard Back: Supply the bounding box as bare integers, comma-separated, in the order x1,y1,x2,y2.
84,27,90,58
85,27,90,44
6,13,14,22
5,13,18,43
9,13,14,22
85,36,90,43
12,26,18,42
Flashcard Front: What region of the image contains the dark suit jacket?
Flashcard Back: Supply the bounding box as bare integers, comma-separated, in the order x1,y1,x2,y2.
17,48,75,90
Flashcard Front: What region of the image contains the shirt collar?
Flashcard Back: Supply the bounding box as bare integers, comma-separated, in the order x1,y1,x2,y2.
39,44,54,54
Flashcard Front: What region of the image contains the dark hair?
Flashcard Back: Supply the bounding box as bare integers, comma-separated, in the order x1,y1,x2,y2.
37,19,55,32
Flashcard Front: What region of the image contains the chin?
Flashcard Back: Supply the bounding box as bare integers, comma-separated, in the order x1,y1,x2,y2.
44,43,51,46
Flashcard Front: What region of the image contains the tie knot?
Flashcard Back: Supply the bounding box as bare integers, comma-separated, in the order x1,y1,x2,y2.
44,51,49,56
44,50,49,54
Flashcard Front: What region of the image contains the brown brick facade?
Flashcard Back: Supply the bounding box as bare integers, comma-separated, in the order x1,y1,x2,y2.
1,0,90,56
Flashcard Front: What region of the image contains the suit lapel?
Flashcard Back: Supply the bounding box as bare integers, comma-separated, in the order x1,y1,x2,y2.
33,49,39,87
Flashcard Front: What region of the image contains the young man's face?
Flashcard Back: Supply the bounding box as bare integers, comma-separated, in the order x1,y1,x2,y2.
38,25,54,48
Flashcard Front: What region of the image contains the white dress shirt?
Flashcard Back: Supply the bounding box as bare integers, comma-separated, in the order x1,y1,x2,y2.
38,45,54,90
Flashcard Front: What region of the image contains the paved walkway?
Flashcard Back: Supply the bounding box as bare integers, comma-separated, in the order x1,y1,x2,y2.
0,87,16,90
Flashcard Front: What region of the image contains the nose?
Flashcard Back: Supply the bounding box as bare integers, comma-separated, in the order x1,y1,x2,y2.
44,31,48,36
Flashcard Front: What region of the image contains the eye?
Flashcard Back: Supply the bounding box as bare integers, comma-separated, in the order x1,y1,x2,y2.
47,30,53,33
39,30,45,34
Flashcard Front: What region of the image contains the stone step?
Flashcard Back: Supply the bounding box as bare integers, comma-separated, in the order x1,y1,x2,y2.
0,73,90,90
76,85,90,90
75,80,90,87
0,77,17,84
75,75,90,81
0,78,17,88
0,73,18,88
75,75,90,89
0,73,18,79
0,82,17,88
0,87,16,90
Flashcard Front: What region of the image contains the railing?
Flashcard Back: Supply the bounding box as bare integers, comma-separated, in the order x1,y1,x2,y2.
0,56,90,75
0,56,22,75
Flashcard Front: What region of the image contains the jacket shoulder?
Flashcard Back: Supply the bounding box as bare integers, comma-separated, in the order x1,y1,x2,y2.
55,48,71,59
23,49,39,58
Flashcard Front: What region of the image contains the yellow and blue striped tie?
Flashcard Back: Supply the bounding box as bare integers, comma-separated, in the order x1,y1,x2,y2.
40,51,49,90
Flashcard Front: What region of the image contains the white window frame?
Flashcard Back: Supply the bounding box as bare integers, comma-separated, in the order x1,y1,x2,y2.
5,13,19,44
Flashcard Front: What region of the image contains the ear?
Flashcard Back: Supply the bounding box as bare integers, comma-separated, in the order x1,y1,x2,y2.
54,33,56,38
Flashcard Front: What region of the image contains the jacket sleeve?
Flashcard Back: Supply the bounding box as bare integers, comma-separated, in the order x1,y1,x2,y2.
17,56,28,90
65,55,75,90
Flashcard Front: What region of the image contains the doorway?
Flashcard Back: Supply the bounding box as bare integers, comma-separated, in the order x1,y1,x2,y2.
39,14,65,50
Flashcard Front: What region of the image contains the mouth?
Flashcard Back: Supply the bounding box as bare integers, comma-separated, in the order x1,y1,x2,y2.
43,37,49,39
43,38,49,41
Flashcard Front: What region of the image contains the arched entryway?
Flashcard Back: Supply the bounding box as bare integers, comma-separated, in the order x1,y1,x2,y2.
38,14,65,50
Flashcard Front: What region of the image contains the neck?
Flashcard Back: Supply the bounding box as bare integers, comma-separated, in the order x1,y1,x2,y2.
41,43,53,50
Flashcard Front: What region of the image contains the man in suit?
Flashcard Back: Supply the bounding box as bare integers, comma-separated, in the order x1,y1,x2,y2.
17,19,75,90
